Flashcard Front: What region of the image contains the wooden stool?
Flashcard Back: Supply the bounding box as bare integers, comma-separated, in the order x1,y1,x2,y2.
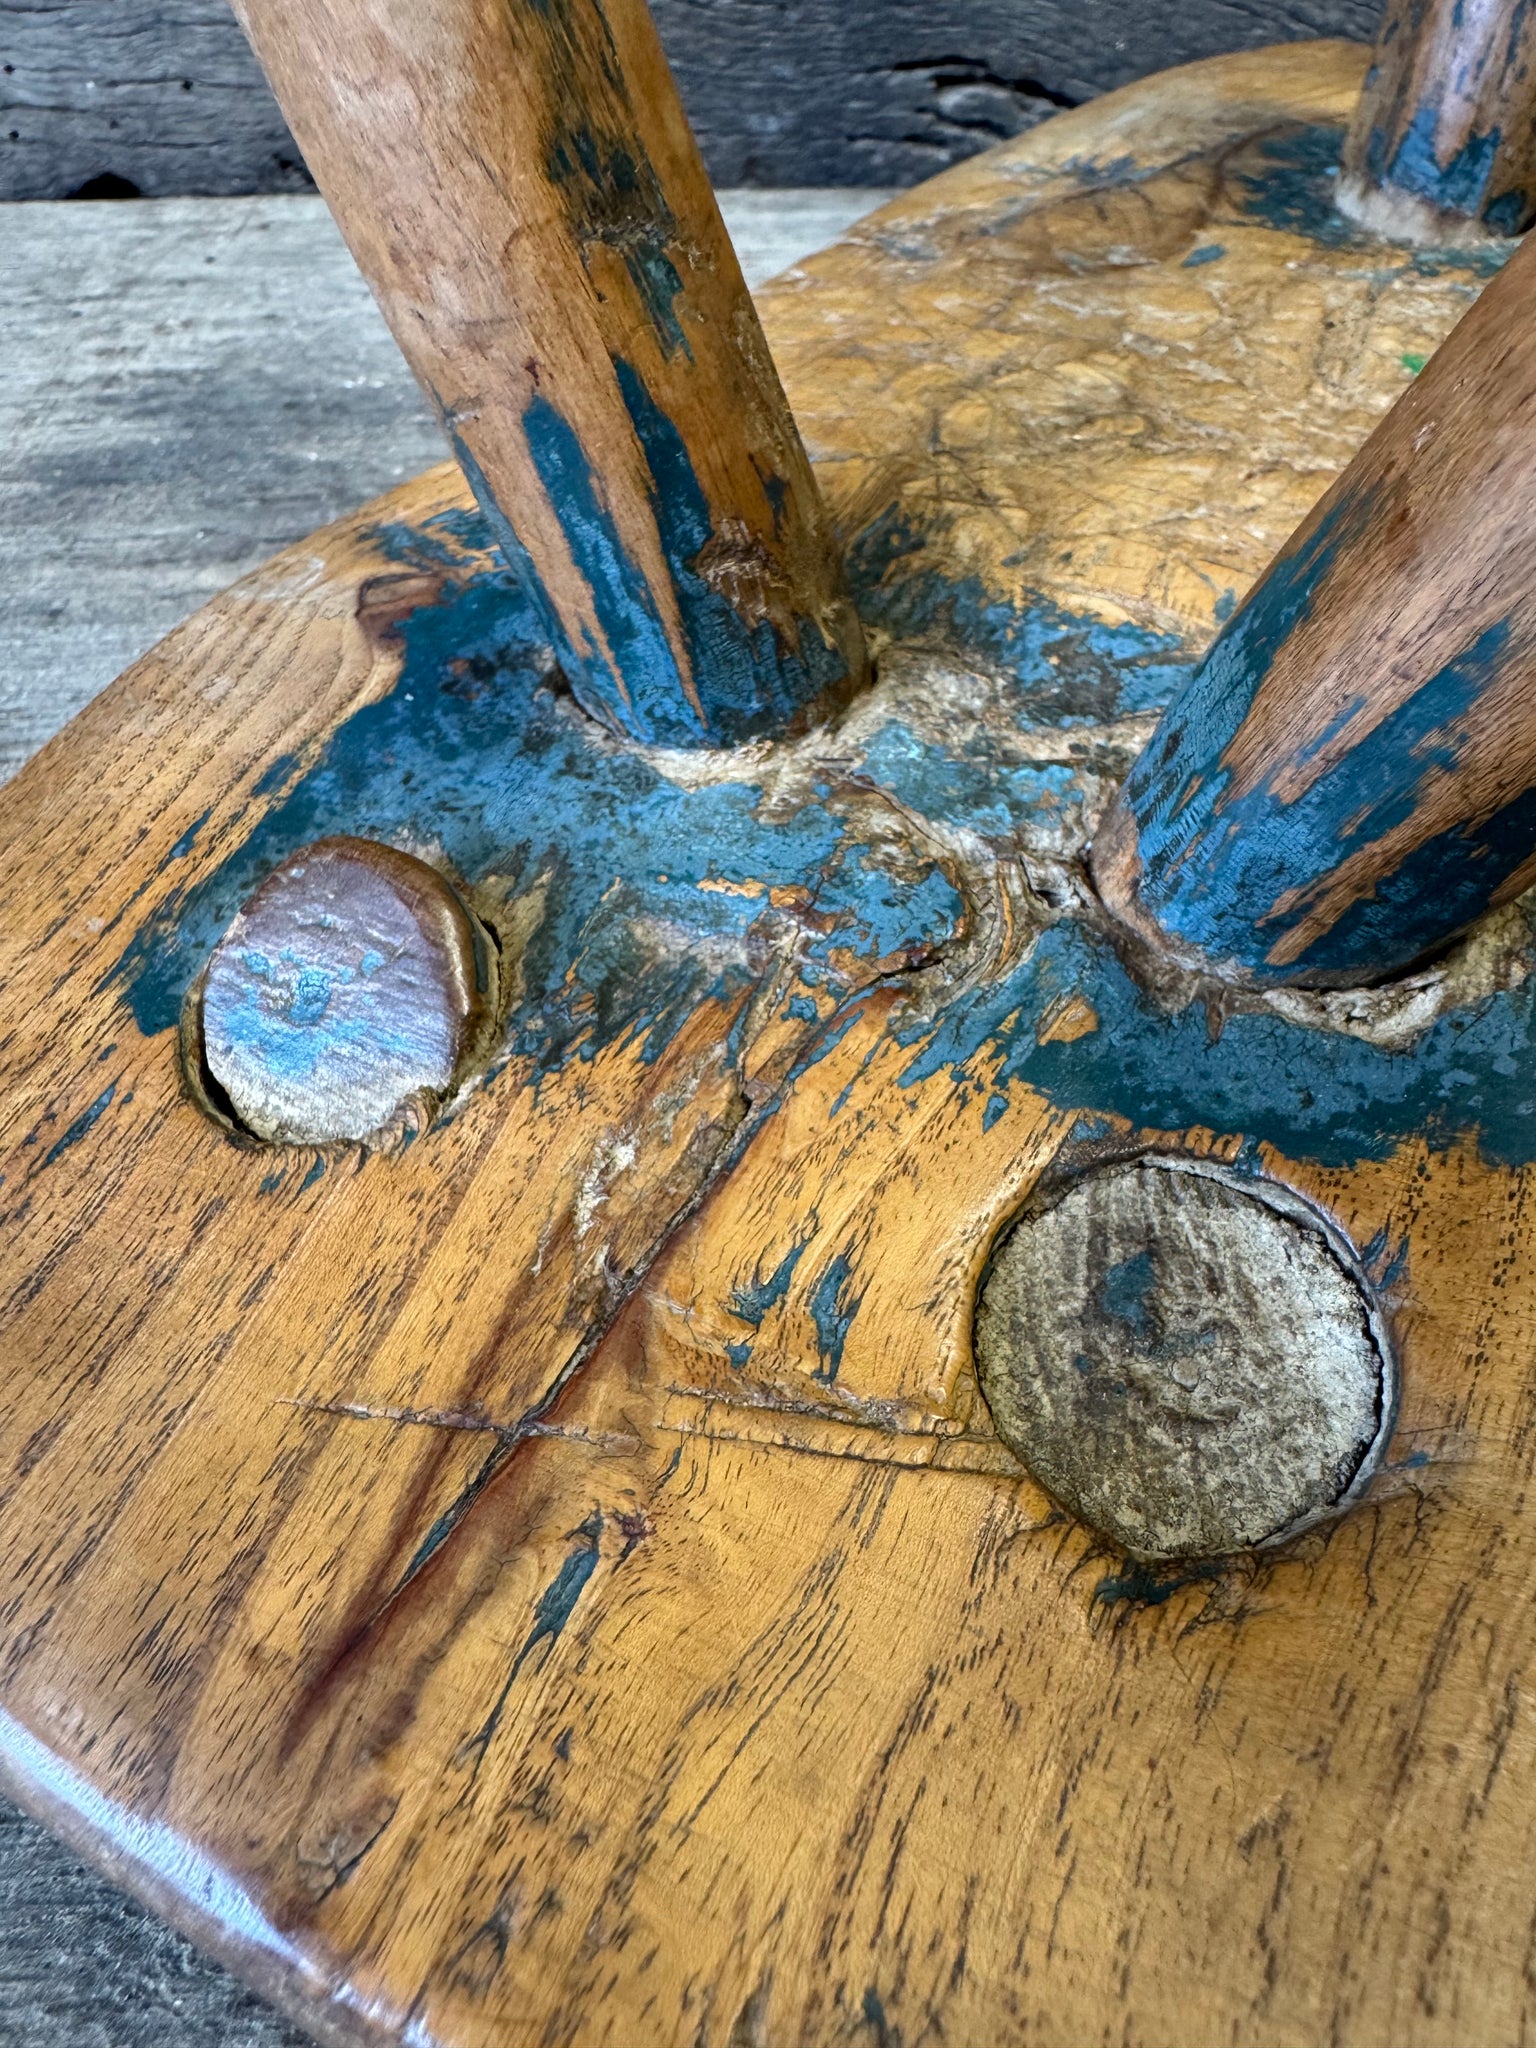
3,3,1536,2040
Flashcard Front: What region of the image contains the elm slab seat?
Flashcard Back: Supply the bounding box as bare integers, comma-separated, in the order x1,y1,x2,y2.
3,35,1536,2048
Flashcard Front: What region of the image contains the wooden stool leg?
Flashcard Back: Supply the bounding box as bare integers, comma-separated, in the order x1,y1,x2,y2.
1094,222,1536,988
1339,0,1536,238
231,0,869,749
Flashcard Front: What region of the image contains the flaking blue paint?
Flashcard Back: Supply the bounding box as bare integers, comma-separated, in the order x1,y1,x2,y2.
615,360,846,742
1232,122,1514,268
893,913,1536,1169
451,364,847,747
808,1251,866,1383
103,514,962,1085
731,1240,810,1327
1124,477,1534,979
848,510,1190,725
1380,105,1501,215
103,499,1536,1185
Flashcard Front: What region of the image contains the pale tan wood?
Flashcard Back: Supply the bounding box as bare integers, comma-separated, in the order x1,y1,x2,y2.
231,0,867,747
1,44,1532,2048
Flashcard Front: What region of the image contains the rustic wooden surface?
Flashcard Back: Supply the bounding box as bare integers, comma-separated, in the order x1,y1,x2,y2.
233,0,866,748
1341,0,1536,235
0,187,889,788
0,183,882,2048
4,42,1535,2048
1,0,1386,199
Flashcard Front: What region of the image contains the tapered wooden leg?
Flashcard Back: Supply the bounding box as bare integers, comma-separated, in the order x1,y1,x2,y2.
231,0,869,748
1093,221,1536,988
1340,0,1536,237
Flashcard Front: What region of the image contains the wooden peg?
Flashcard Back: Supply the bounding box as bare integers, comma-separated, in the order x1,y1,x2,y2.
975,1161,1392,1562
1093,224,1536,989
1339,0,1536,237
230,0,868,750
200,837,491,1144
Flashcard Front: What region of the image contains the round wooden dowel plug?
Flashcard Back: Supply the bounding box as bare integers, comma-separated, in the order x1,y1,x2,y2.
1340,0,1536,240
199,838,490,1145
1093,224,1536,988
975,1162,1394,1562
230,0,868,751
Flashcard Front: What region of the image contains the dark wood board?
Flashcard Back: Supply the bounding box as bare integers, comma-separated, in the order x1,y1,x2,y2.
2,0,1383,198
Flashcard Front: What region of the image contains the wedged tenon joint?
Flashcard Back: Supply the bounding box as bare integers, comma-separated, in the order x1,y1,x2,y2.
1094,223,1536,990
1340,0,1536,236
234,0,868,752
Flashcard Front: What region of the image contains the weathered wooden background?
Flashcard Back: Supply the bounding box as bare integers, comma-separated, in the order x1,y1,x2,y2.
2,0,1384,197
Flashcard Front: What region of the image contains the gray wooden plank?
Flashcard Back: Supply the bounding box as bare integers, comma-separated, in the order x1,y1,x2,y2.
0,187,891,785
0,0,1385,198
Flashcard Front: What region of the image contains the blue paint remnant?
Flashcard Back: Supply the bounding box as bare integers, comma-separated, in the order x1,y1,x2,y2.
546,125,689,357
615,359,846,743
725,1340,753,1370
861,1987,896,2045
1366,96,1519,227
1182,241,1226,266
894,909,1536,1169
848,509,1192,726
1360,1223,1410,1293
1232,122,1514,267
287,968,333,1028
1098,1250,1156,1343
1126,478,1531,976
858,720,1085,847
1120,484,1376,971
1094,1558,1225,1608
300,1157,327,1192
164,808,212,864
100,512,961,1079
451,362,845,748
460,408,687,745
731,1239,810,1327
40,1082,116,1170
211,940,441,1097
520,1511,603,1660
461,1510,604,1779
1232,124,1364,247
258,1169,284,1194
100,476,1536,1187
808,1251,866,1384
252,753,299,798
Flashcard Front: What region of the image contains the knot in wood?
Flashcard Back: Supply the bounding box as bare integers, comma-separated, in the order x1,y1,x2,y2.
974,1160,1394,1561
200,836,489,1145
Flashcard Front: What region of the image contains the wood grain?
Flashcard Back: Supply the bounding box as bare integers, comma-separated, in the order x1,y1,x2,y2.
2,44,1534,2048
232,0,867,748
1341,0,1536,236
1094,216,1536,987
1,0,1387,200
